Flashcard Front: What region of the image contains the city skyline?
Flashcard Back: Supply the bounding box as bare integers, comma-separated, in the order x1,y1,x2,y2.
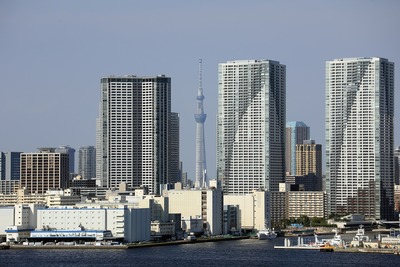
1,1,399,181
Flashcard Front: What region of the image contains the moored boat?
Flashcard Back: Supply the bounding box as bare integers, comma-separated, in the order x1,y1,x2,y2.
320,243,334,252
257,228,277,240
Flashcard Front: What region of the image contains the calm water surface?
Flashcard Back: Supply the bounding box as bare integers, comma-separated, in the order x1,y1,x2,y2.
0,238,399,267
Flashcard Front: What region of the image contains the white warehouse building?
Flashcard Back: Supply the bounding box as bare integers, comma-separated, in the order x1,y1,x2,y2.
1,204,151,243
36,206,151,243
0,204,45,242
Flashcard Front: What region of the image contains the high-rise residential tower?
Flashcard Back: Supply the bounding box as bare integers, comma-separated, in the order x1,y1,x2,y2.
217,59,286,194
326,57,394,220
96,75,178,195
78,146,96,180
286,121,310,176
194,59,207,188
296,140,322,178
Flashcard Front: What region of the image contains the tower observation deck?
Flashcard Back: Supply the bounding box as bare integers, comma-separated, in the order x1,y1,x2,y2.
194,59,207,188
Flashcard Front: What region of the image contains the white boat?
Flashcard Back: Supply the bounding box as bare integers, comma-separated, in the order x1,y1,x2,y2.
351,225,370,247
312,234,326,247
257,228,277,240
323,229,343,247
352,225,369,242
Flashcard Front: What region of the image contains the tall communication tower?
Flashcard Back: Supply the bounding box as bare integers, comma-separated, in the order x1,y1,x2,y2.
194,59,207,188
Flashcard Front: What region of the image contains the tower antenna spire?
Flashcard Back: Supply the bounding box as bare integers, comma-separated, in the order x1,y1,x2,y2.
199,59,202,91
194,59,207,189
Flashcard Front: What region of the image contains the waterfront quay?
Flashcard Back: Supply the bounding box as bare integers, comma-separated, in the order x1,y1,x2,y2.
275,245,400,254
6,236,250,250
274,231,400,255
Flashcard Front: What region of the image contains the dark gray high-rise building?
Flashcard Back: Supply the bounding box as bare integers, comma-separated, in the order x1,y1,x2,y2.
394,146,400,185
0,152,22,181
96,75,179,195
55,146,75,174
169,113,180,185
78,146,96,180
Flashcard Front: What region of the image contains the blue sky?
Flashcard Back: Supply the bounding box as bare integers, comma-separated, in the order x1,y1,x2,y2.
1,0,399,180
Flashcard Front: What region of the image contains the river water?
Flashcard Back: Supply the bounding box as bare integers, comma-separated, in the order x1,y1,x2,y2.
0,237,398,267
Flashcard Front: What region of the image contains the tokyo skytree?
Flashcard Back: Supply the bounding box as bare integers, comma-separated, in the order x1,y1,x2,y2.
194,59,207,188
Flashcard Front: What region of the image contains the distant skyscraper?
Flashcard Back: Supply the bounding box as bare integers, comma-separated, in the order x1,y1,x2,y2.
55,146,75,174
326,57,394,220
96,75,178,194
169,112,180,184
296,140,322,178
286,121,310,176
78,146,96,180
217,59,286,194
0,154,3,180
0,152,22,181
394,146,400,185
194,59,207,188
20,148,69,194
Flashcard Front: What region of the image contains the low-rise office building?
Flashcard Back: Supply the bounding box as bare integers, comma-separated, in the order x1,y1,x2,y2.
0,189,81,207
223,205,240,235
287,191,326,219
0,189,47,206
166,181,223,235
224,190,271,231
0,180,19,195
151,221,175,238
181,216,203,234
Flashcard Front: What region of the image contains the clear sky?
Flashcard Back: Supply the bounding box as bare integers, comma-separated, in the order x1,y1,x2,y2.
1,0,399,181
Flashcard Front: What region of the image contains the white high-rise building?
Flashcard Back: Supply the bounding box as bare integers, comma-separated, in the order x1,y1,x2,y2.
96,75,178,195
217,60,286,194
326,57,394,220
